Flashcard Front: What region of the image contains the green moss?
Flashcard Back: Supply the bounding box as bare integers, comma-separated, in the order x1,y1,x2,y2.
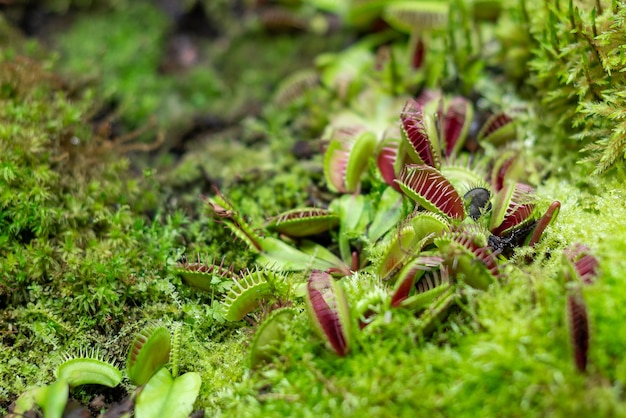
53,1,224,131
0,52,192,408
494,0,626,174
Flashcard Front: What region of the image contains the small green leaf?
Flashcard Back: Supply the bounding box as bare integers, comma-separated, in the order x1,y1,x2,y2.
257,237,341,271
135,368,202,418
34,381,68,418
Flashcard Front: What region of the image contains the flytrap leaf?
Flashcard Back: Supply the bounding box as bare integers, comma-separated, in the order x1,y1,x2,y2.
383,1,449,33
527,200,561,246
135,367,202,418
12,383,70,418
563,243,599,285
207,192,336,271
175,258,236,292
490,150,523,192
417,286,457,336
400,268,451,311
390,256,445,308
300,240,351,277
440,96,474,158
367,186,404,242
222,269,275,321
55,349,122,388
396,164,465,220
476,112,516,146
205,193,264,252
126,326,171,386
33,380,68,418
266,207,339,237
256,236,347,272
378,212,449,281
272,68,319,107
305,270,352,356
249,308,298,368
490,182,535,236
567,293,590,373
324,129,377,193
377,137,402,192
435,226,499,290
400,99,440,168
440,161,490,199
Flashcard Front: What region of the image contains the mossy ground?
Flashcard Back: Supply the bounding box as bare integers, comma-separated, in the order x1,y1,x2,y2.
2,1,626,417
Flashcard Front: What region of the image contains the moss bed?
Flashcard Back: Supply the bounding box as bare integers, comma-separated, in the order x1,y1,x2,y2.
2,1,626,417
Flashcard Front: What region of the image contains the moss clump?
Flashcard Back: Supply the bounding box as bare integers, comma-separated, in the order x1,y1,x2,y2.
0,52,192,408
495,0,626,174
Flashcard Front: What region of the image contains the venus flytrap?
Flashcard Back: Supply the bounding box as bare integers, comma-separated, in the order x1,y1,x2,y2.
249,307,299,368
204,192,350,274
175,255,236,293
129,325,201,418
562,244,600,373
305,270,353,356
183,87,564,369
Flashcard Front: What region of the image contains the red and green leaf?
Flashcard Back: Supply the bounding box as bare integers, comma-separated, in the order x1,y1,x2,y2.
477,112,516,146
305,270,351,356
396,164,465,220
441,96,473,158
567,293,590,373
266,208,339,237
400,99,440,168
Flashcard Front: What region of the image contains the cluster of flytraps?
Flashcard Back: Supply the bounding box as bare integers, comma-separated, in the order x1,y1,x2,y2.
9,325,201,418
177,90,588,367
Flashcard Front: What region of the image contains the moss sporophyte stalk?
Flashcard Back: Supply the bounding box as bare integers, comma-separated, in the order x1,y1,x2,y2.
4,0,626,416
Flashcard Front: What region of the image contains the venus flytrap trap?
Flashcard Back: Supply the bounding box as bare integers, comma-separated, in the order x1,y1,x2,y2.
126,325,171,386
221,269,282,322
175,255,236,293
249,307,299,368
127,324,201,418
305,270,352,357
56,349,123,389
203,191,350,274
562,244,600,373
